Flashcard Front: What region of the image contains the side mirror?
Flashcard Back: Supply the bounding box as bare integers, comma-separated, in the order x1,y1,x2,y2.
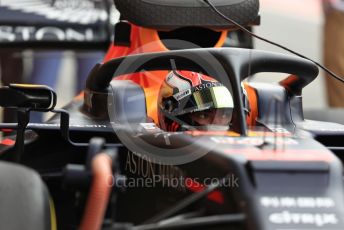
0,84,56,111
0,84,57,162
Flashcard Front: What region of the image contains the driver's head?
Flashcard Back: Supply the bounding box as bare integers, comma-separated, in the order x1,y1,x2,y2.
158,70,234,131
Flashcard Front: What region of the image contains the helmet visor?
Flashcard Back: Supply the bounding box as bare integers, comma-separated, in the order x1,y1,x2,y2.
172,85,234,115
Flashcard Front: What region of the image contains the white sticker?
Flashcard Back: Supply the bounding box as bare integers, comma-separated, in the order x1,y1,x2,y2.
140,123,158,130
260,196,335,208
173,89,191,101
269,211,338,227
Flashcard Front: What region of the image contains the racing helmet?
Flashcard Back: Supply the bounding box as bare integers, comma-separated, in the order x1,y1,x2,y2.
158,70,234,131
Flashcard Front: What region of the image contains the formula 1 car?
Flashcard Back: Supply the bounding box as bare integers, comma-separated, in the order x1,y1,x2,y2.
1,1,344,230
